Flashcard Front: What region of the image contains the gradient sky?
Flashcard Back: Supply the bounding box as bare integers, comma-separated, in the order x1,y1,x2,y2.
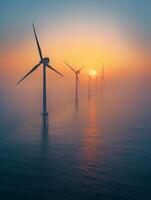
0,0,151,79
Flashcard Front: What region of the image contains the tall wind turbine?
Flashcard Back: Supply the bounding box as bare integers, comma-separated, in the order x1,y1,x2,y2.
17,24,63,126
64,62,84,103
100,62,105,94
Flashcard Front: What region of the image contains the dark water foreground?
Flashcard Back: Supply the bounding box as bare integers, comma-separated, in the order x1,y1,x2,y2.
0,96,151,200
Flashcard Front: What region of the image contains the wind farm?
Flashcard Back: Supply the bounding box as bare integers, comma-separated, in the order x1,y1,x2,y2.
0,1,151,200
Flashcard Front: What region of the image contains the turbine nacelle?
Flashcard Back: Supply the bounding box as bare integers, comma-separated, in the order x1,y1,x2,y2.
41,57,49,65
76,70,80,74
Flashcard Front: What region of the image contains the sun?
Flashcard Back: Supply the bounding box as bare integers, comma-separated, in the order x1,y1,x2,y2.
89,70,97,77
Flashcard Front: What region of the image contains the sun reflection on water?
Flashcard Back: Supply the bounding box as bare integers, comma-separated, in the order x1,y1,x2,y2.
81,100,101,174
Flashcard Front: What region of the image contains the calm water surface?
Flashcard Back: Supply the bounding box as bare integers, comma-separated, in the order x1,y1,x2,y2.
0,87,151,200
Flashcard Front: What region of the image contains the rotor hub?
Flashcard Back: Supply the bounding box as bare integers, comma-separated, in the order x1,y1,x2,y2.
41,57,49,65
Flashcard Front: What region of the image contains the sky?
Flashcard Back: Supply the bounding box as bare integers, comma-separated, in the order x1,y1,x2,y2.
0,0,151,82
0,0,151,122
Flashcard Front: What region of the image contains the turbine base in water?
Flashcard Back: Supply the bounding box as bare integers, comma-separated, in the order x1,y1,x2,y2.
41,112,49,126
75,100,79,109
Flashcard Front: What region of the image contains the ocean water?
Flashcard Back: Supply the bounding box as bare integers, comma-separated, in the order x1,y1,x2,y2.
0,79,151,200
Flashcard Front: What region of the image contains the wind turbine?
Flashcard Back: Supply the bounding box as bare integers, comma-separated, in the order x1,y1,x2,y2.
17,24,63,126
100,62,105,94
95,73,99,96
64,61,84,103
88,74,91,101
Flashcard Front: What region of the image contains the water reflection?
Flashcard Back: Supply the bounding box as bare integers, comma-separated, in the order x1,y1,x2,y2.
41,125,49,139
41,124,49,157
75,100,79,110
81,100,100,173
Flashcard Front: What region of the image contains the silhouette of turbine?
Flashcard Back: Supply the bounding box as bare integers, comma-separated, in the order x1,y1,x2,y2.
95,74,99,96
88,74,91,101
64,61,84,103
100,62,105,94
17,24,63,126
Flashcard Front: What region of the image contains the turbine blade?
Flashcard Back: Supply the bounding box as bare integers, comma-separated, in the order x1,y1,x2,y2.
46,64,64,77
32,23,43,59
64,61,76,73
17,63,41,85
78,66,85,73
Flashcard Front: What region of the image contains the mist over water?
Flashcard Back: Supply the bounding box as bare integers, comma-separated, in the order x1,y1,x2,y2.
0,72,151,200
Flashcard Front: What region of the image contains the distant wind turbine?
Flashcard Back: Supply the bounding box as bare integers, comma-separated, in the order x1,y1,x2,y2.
100,62,105,94
95,74,99,96
88,74,91,101
17,24,63,126
64,61,84,103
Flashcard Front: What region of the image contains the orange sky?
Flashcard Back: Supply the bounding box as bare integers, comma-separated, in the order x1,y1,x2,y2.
0,19,150,83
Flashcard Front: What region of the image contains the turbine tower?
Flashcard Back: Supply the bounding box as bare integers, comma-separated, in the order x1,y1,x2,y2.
88,74,91,101
64,62,84,103
95,74,98,96
100,62,105,94
17,24,63,126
